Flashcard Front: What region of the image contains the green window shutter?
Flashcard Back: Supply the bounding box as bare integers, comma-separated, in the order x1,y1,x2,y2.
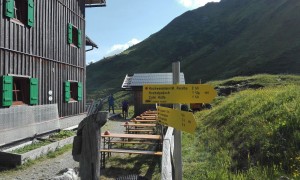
77,29,82,48
2,76,13,107
28,0,34,27
77,82,82,101
5,0,15,18
30,78,38,105
64,81,70,102
68,24,73,44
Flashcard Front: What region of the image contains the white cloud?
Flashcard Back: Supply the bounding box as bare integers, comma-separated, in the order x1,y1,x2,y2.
177,0,220,9
106,38,141,56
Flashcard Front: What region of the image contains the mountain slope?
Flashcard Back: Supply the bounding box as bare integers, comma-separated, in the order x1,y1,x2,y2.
87,0,300,94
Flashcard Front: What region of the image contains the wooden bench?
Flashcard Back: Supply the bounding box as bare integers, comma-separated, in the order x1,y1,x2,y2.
101,149,162,155
122,123,157,134
108,140,157,149
100,149,162,168
138,115,157,117
142,111,157,115
130,119,157,123
126,129,154,134
135,117,158,121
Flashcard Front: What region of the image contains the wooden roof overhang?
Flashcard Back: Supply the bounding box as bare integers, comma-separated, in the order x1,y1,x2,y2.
85,0,106,8
86,36,98,48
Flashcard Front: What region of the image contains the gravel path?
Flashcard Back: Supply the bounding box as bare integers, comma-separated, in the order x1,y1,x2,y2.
0,114,125,180
0,149,79,180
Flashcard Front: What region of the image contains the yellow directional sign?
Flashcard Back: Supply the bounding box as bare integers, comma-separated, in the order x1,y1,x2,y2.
157,106,196,134
143,84,217,104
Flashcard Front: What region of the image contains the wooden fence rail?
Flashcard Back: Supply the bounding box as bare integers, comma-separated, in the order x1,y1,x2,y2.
161,127,174,180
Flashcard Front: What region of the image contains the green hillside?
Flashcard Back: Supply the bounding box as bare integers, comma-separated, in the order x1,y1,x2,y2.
87,0,300,97
182,74,300,179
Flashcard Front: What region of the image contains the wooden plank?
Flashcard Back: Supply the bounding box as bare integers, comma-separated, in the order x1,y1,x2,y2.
100,149,162,156
109,141,156,145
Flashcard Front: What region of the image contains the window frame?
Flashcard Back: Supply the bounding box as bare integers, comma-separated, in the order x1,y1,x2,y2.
13,0,28,25
69,82,78,102
68,23,82,48
1,75,38,107
12,76,30,106
64,80,82,103
4,0,34,27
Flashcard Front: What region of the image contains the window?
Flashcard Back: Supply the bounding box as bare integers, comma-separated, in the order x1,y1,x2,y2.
1,76,38,107
14,0,27,24
4,0,34,27
68,23,82,48
70,82,78,101
12,77,29,105
64,81,82,102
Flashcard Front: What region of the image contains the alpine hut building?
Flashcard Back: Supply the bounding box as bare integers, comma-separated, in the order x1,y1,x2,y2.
121,73,185,116
0,0,105,146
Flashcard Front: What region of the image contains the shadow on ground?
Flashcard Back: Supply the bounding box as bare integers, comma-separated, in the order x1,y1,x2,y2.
100,154,161,180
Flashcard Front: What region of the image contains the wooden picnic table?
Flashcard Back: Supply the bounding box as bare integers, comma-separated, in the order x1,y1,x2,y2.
100,133,162,168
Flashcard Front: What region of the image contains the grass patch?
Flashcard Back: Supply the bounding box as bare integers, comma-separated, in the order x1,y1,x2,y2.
183,84,300,179
0,144,72,176
114,106,135,119
49,130,75,141
11,140,53,154
87,90,133,111
100,154,161,179
11,130,75,154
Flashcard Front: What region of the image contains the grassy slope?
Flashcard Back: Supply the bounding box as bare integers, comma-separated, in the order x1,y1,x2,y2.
87,0,300,97
182,74,300,179
209,74,300,87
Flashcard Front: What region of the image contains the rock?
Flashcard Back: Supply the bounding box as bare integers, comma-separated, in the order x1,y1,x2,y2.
51,168,78,180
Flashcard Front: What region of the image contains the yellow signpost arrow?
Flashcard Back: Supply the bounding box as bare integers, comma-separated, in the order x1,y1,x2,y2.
157,106,196,134
143,84,217,104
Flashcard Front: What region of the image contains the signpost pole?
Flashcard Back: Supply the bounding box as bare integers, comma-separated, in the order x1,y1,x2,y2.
172,61,182,180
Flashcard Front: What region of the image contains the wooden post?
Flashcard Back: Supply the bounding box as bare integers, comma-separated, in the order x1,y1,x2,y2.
172,61,182,180
73,111,108,180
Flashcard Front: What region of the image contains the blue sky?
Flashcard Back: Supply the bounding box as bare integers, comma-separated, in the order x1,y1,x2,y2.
85,0,220,64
